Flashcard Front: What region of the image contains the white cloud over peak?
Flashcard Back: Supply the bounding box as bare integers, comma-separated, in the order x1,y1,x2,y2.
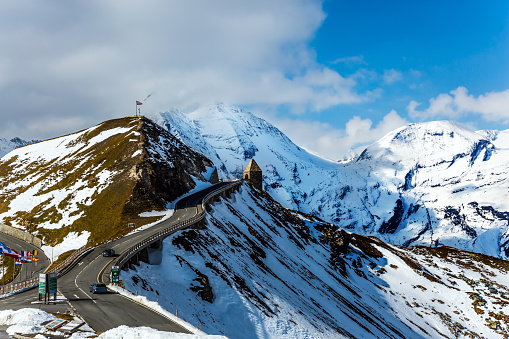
274,110,408,160
0,0,376,140
407,86,509,121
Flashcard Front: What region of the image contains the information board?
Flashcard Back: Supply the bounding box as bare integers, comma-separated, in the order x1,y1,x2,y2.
48,272,57,294
38,273,46,293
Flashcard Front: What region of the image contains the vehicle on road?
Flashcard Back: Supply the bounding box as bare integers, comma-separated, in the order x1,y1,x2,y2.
102,248,115,257
90,283,107,294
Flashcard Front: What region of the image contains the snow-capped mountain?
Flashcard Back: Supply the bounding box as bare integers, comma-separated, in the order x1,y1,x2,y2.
346,121,509,259
122,183,509,338
0,137,37,158
0,116,216,259
150,105,509,259
148,104,342,214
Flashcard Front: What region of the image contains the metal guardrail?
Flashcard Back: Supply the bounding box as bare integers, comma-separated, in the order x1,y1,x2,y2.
46,245,94,277
115,180,242,268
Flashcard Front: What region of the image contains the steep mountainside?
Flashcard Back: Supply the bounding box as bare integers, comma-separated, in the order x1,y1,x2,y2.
0,137,38,158
0,116,216,258
121,183,509,338
150,106,509,259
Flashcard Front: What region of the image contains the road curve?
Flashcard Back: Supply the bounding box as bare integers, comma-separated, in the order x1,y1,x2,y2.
0,232,50,283
57,182,230,333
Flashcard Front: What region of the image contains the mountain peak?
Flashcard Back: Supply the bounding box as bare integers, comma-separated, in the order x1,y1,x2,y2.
0,115,215,258
358,120,490,167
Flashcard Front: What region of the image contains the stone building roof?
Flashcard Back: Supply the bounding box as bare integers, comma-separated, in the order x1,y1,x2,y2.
244,159,262,172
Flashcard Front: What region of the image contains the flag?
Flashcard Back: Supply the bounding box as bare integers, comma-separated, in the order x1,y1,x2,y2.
33,257,39,262
27,251,33,257
14,260,21,266
0,242,20,258
33,250,38,256
136,101,143,105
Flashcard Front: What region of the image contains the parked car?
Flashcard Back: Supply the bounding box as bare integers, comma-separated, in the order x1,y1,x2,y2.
90,282,108,294
102,248,115,257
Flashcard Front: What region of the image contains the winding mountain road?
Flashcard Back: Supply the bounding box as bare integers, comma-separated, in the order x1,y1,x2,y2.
0,232,49,283
0,182,231,333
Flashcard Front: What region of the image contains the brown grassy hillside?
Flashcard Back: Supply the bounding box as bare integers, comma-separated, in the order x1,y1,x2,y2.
0,116,215,249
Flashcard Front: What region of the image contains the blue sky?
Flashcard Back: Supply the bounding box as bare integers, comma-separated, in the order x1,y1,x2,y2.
311,1,509,128
0,1,508,159
263,1,509,158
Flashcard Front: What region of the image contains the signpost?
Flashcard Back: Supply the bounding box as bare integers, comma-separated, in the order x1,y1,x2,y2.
111,266,120,283
38,272,57,303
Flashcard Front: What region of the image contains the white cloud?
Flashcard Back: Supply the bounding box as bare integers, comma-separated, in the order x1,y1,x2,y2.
0,0,377,140
274,110,408,160
407,86,509,121
382,69,403,84
331,55,367,65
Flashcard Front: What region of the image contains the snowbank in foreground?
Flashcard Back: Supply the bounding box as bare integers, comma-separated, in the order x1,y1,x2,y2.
99,325,227,339
0,308,228,339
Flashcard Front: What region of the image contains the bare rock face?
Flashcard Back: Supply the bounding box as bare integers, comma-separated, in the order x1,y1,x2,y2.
124,117,213,214
191,273,214,303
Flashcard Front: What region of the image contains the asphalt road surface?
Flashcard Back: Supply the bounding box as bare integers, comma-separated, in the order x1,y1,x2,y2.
0,232,50,283
0,182,230,334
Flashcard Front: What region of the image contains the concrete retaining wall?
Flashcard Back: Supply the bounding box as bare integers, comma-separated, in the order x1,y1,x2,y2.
0,223,43,248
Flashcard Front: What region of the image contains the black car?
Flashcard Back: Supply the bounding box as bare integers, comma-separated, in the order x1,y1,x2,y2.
102,248,115,257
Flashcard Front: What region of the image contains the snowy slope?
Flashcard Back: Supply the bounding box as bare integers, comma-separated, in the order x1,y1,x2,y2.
0,116,215,259
0,137,37,158
150,106,509,259
120,184,509,338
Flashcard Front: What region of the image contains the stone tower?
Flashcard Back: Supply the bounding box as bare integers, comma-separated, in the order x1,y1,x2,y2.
243,159,263,191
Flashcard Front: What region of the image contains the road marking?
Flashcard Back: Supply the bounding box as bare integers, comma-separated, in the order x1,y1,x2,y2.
78,262,83,266
74,254,102,304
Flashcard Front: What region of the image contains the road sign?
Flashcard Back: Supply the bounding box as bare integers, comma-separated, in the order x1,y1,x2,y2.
48,272,57,294
111,266,120,283
39,273,46,293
